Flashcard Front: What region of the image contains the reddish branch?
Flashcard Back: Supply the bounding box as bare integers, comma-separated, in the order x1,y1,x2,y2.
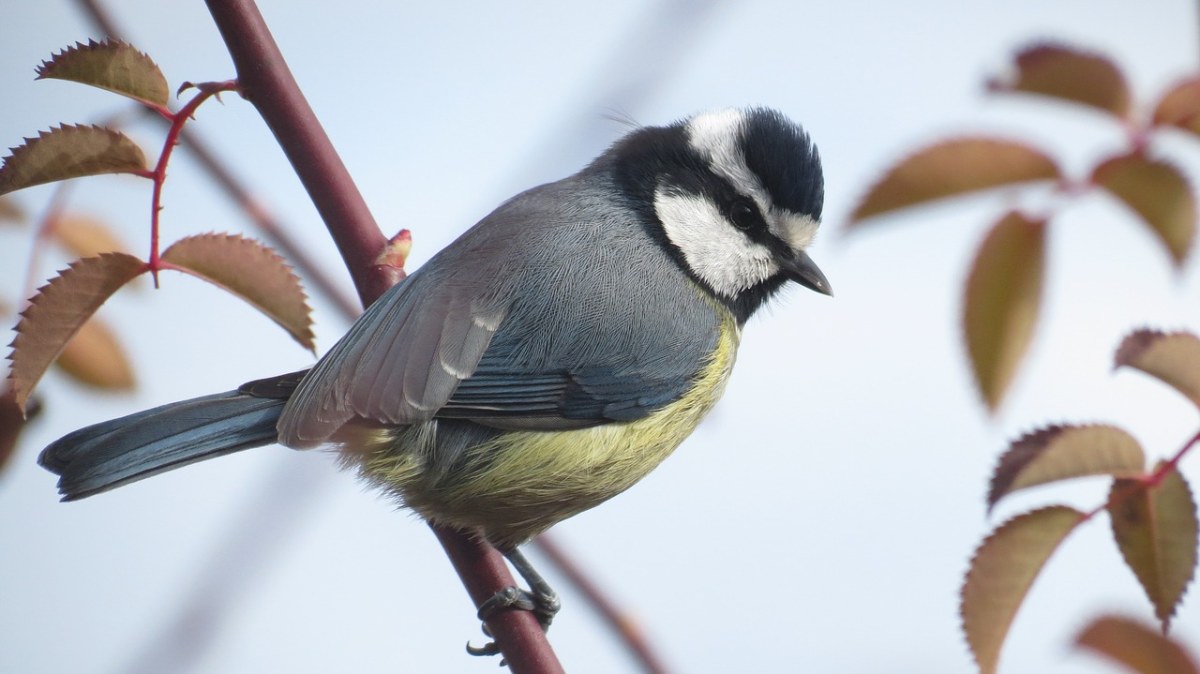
200,0,559,670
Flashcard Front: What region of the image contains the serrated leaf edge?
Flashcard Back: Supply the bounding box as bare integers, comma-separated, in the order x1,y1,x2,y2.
35,39,169,108
1109,465,1199,630
0,124,148,196
160,233,315,351
6,252,146,408
987,423,1146,512
961,505,1084,674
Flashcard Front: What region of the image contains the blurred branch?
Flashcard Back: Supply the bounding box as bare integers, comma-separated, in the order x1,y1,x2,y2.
535,536,671,674
118,458,328,674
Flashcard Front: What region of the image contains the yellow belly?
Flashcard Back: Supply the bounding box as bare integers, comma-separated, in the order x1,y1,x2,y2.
352,312,739,548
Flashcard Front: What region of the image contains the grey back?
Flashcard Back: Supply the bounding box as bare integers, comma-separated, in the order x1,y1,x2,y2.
277,171,723,447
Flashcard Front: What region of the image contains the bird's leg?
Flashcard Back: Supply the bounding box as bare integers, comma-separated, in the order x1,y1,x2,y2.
504,547,561,628
465,546,561,658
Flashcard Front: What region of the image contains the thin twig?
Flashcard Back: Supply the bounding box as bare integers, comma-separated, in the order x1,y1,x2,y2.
1080,428,1200,522
145,80,238,285
117,459,329,674
535,536,672,674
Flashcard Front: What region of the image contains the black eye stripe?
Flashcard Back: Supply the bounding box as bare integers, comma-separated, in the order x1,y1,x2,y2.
723,194,795,262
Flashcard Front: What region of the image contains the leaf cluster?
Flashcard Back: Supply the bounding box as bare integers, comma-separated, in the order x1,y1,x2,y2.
849,44,1198,410
964,332,1200,673
849,44,1200,673
1,40,314,457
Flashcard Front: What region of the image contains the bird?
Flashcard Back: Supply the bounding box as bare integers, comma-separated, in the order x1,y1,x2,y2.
38,106,830,654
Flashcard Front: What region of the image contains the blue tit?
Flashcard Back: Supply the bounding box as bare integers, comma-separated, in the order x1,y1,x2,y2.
40,106,830,649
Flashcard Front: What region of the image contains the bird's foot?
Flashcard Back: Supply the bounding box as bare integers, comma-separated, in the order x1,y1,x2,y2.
465,584,560,658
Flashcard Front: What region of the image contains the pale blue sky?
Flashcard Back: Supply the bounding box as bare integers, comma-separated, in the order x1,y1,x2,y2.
2,2,1199,672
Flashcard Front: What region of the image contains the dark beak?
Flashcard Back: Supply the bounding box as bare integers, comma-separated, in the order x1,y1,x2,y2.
781,250,832,296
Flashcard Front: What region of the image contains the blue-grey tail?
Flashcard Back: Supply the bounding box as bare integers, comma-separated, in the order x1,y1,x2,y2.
40,377,298,501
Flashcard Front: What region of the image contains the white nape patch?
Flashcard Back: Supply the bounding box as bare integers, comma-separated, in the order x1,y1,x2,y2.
655,187,779,298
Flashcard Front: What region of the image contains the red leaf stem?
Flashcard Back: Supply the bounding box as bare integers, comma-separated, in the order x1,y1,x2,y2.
146,80,237,284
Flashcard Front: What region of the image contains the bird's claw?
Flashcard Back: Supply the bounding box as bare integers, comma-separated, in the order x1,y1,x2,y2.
532,591,560,630
477,586,537,621
466,584,560,659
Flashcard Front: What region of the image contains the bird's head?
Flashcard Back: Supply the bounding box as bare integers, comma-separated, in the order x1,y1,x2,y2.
611,107,829,321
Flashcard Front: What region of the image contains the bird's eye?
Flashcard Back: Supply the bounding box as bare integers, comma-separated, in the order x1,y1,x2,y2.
729,200,758,231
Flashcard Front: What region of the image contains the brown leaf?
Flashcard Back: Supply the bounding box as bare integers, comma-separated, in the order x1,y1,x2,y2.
36,39,169,109
1152,77,1200,137
964,212,1046,410
961,506,1084,674
988,424,1145,512
1109,464,1198,630
49,213,129,258
1115,329,1200,408
847,138,1060,225
1076,614,1200,674
54,316,135,391
989,44,1132,118
0,125,148,196
7,252,145,410
1092,153,1196,266
0,195,24,224
161,234,315,351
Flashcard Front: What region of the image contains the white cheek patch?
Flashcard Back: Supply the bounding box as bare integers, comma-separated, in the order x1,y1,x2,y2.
654,187,780,298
